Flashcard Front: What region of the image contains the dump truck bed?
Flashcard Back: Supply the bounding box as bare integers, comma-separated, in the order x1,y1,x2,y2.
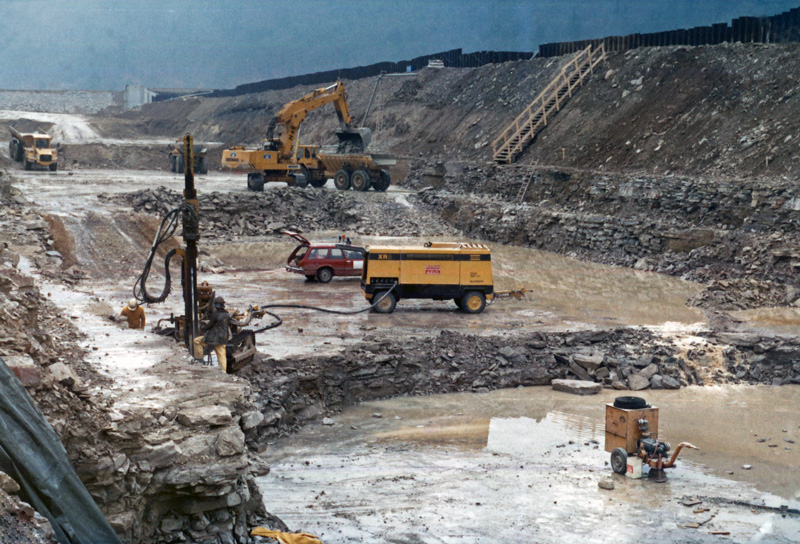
318,152,396,173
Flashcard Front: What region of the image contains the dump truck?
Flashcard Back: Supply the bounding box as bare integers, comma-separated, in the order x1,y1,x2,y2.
222,81,395,191
168,141,208,174
8,127,58,171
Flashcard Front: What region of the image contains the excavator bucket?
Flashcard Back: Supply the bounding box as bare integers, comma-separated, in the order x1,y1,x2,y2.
335,127,371,153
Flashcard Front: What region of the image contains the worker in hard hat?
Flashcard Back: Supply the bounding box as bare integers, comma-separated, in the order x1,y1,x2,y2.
193,296,233,372
120,298,146,329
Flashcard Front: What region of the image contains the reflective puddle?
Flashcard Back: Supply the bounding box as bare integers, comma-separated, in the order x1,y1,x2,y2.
259,386,800,543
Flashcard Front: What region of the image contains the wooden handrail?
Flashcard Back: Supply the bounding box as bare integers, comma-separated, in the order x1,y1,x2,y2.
492,44,605,163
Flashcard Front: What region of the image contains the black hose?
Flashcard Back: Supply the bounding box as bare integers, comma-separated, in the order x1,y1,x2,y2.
249,283,397,333
133,203,197,304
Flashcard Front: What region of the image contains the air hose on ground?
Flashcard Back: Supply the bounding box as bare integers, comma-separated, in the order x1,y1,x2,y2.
250,283,398,333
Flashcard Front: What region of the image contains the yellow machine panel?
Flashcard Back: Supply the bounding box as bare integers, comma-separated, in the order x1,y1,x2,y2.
361,242,493,313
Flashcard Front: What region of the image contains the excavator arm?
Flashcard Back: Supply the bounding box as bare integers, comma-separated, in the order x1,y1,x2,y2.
267,81,370,158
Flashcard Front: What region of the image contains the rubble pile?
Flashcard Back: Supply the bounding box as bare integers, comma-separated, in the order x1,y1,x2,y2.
0,476,57,543
105,185,455,239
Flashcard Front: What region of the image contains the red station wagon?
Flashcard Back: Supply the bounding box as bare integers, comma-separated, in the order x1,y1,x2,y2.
283,231,364,283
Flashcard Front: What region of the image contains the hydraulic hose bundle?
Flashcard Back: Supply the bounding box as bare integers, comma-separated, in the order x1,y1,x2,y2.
133,202,197,304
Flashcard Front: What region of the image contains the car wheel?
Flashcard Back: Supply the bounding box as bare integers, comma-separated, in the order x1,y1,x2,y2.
610,448,628,475
316,267,333,283
333,169,350,190
460,291,486,314
372,291,397,313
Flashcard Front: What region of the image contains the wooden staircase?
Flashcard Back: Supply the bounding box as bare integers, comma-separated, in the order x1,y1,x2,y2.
492,44,606,164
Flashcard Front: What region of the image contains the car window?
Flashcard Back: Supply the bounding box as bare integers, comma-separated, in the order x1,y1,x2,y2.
329,248,344,259
308,248,328,260
345,250,363,259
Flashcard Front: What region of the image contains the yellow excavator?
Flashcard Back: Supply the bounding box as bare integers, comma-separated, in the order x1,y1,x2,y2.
222,81,394,192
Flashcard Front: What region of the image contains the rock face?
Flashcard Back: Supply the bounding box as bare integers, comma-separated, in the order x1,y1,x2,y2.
551,379,602,395
414,166,800,311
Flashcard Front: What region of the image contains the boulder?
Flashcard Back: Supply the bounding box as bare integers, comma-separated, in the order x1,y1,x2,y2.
215,427,246,457
552,379,602,396
662,376,681,389
569,360,593,381
573,352,604,372
628,374,650,391
177,405,233,427
638,363,659,379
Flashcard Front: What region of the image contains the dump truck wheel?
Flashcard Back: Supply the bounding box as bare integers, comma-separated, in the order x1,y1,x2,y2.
613,396,648,409
49,163,57,172
316,267,333,283
351,169,371,191
293,172,308,188
373,169,391,191
196,156,208,175
176,155,185,174
610,448,628,475
372,291,397,313
8,141,15,160
334,169,351,190
24,157,31,170
310,178,326,188
460,291,486,314
169,154,176,172
247,173,265,192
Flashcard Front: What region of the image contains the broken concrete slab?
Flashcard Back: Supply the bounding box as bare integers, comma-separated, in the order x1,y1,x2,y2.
551,379,602,395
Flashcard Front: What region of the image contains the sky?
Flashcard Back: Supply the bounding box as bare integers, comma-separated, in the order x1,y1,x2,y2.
2,0,797,91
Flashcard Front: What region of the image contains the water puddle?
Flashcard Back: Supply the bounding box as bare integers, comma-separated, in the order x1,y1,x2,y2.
260,386,800,543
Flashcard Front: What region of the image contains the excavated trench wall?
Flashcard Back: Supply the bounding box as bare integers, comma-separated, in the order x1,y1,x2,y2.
414,165,800,309
237,328,800,451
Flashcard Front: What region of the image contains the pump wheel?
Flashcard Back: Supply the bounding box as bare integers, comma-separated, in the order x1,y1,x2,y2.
333,169,350,190
460,291,486,314
351,169,371,191
316,267,333,283
610,447,628,475
372,291,397,314
613,396,648,409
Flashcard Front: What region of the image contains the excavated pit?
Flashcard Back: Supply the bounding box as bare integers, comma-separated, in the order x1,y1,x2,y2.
3,40,800,543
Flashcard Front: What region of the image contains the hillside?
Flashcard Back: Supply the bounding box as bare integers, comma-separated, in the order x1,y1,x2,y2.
110,42,800,181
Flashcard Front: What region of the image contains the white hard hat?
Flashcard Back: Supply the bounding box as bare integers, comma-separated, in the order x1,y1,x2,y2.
128,298,138,309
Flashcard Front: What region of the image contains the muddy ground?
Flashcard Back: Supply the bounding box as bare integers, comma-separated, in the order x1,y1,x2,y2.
2,40,800,543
